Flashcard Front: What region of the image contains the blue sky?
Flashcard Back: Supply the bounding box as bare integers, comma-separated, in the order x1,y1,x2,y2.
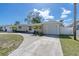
0,3,79,26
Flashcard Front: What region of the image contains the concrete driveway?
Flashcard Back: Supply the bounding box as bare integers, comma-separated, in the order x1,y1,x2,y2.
7,33,63,56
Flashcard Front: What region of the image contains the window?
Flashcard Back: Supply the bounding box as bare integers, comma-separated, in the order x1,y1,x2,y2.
29,26,32,30
18,26,22,29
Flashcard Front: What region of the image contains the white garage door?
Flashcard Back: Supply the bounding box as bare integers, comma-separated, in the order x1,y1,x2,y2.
42,22,59,35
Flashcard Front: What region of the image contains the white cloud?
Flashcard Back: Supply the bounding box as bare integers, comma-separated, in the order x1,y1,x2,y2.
34,8,38,12
64,19,72,22
33,8,54,21
60,8,71,19
62,8,71,15
61,14,68,19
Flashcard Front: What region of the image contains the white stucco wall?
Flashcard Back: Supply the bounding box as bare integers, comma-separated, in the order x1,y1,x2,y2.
42,21,60,35
76,30,79,35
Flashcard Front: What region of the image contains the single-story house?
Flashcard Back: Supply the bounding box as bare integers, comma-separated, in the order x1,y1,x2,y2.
15,21,60,35
2,25,13,32
16,24,28,32
15,23,42,33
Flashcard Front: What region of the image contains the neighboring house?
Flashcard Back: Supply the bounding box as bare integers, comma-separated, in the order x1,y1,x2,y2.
16,24,28,32
2,25,13,32
68,20,79,27
15,23,41,33
67,20,79,35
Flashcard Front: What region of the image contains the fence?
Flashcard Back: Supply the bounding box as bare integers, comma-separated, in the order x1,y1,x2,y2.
60,27,73,35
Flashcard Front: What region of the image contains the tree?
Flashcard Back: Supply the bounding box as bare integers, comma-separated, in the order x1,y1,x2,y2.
0,26,3,31
32,17,41,24
24,18,27,22
26,10,42,24
24,17,31,24
12,21,20,32
26,10,42,35
11,25,17,32
24,18,28,24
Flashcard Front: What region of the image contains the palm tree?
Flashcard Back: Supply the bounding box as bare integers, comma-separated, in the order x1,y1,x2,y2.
24,17,31,24
14,21,20,25
24,18,28,23
59,19,64,34
59,19,64,26
12,21,20,32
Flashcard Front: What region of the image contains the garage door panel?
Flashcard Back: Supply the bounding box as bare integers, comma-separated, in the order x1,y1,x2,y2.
42,23,59,35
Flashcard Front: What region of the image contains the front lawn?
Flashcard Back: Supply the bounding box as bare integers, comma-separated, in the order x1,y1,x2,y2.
0,34,23,56
60,35,79,56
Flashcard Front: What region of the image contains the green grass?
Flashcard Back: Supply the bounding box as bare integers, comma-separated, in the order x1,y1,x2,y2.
0,34,23,56
60,35,79,56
